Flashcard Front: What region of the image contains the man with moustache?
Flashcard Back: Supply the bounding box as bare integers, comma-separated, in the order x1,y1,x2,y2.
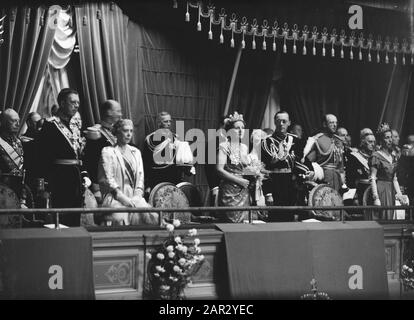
261,111,314,222
83,99,122,204
37,88,88,226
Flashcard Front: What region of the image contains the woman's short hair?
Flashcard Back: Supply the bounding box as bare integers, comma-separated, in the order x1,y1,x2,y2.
112,119,133,136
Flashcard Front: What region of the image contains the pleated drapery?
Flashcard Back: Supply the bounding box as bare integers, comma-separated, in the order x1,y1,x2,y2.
75,3,134,128
0,6,56,125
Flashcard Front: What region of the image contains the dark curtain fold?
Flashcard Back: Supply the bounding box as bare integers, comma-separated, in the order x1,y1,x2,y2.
0,6,56,126
280,53,412,140
75,3,137,130
139,24,232,203
229,49,281,130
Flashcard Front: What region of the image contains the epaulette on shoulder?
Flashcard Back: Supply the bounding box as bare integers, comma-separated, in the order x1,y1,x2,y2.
333,133,345,141
287,132,298,139
312,132,324,139
20,136,34,143
46,116,58,123
84,124,102,140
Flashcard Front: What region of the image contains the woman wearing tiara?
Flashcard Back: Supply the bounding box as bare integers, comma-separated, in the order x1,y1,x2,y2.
216,111,251,223
98,119,159,226
369,123,408,220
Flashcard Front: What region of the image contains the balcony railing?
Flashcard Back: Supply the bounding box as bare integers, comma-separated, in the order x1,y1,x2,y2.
0,205,413,229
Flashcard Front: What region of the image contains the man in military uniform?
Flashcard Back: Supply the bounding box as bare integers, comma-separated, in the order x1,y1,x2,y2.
143,111,193,195
0,109,25,198
303,114,345,192
83,99,122,203
346,132,376,205
261,111,314,222
37,88,88,227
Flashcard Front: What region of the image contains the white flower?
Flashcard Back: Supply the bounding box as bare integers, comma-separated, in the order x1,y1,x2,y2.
181,246,188,253
168,252,175,258
194,238,201,246
403,265,409,270
195,247,201,254
409,268,413,273
154,273,160,277
175,236,182,243
172,219,181,227
160,285,170,291
198,255,205,261
178,258,186,266
176,244,183,251
173,277,178,282
188,228,197,236
145,252,152,259
190,166,196,175
166,224,174,232
156,253,165,260
155,266,166,273
173,265,181,272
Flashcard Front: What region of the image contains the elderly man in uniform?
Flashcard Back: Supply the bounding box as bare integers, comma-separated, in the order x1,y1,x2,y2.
83,100,122,204
37,88,89,227
346,131,376,206
302,114,346,192
261,111,315,222
0,109,24,178
143,111,194,196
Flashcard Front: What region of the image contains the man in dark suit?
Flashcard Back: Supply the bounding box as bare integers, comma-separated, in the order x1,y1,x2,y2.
83,99,122,204
36,88,88,226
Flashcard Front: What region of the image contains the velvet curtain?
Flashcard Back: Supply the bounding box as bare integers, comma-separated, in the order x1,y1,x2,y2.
75,2,135,128
279,53,412,141
0,6,56,126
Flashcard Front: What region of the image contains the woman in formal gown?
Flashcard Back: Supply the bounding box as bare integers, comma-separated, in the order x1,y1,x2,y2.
216,111,251,223
98,119,158,226
370,123,408,220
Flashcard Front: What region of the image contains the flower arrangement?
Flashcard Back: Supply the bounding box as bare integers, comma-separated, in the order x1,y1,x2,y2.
243,157,269,188
145,219,205,300
401,259,414,291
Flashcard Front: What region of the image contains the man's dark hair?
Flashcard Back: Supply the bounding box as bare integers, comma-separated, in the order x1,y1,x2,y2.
57,88,78,107
273,110,289,121
100,100,115,119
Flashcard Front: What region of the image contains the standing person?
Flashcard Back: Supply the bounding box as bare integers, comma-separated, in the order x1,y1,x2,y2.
142,111,193,194
303,114,345,192
261,111,314,222
0,109,24,178
399,134,414,204
98,119,158,226
216,111,251,223
36,88,88,226
369,123,408,220
346,132,376,205
21,112,43,198
391,129,401,159
83,100,122,203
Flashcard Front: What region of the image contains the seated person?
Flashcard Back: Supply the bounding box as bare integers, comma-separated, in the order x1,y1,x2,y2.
98,119,158,226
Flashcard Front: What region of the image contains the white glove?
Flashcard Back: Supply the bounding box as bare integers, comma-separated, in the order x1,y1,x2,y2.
83,177,92,188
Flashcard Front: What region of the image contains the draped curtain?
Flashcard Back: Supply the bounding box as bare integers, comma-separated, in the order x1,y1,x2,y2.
279,53,412,141
138,24,231,203
0,6,56,126
228,49,281,131
75,2,135,128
